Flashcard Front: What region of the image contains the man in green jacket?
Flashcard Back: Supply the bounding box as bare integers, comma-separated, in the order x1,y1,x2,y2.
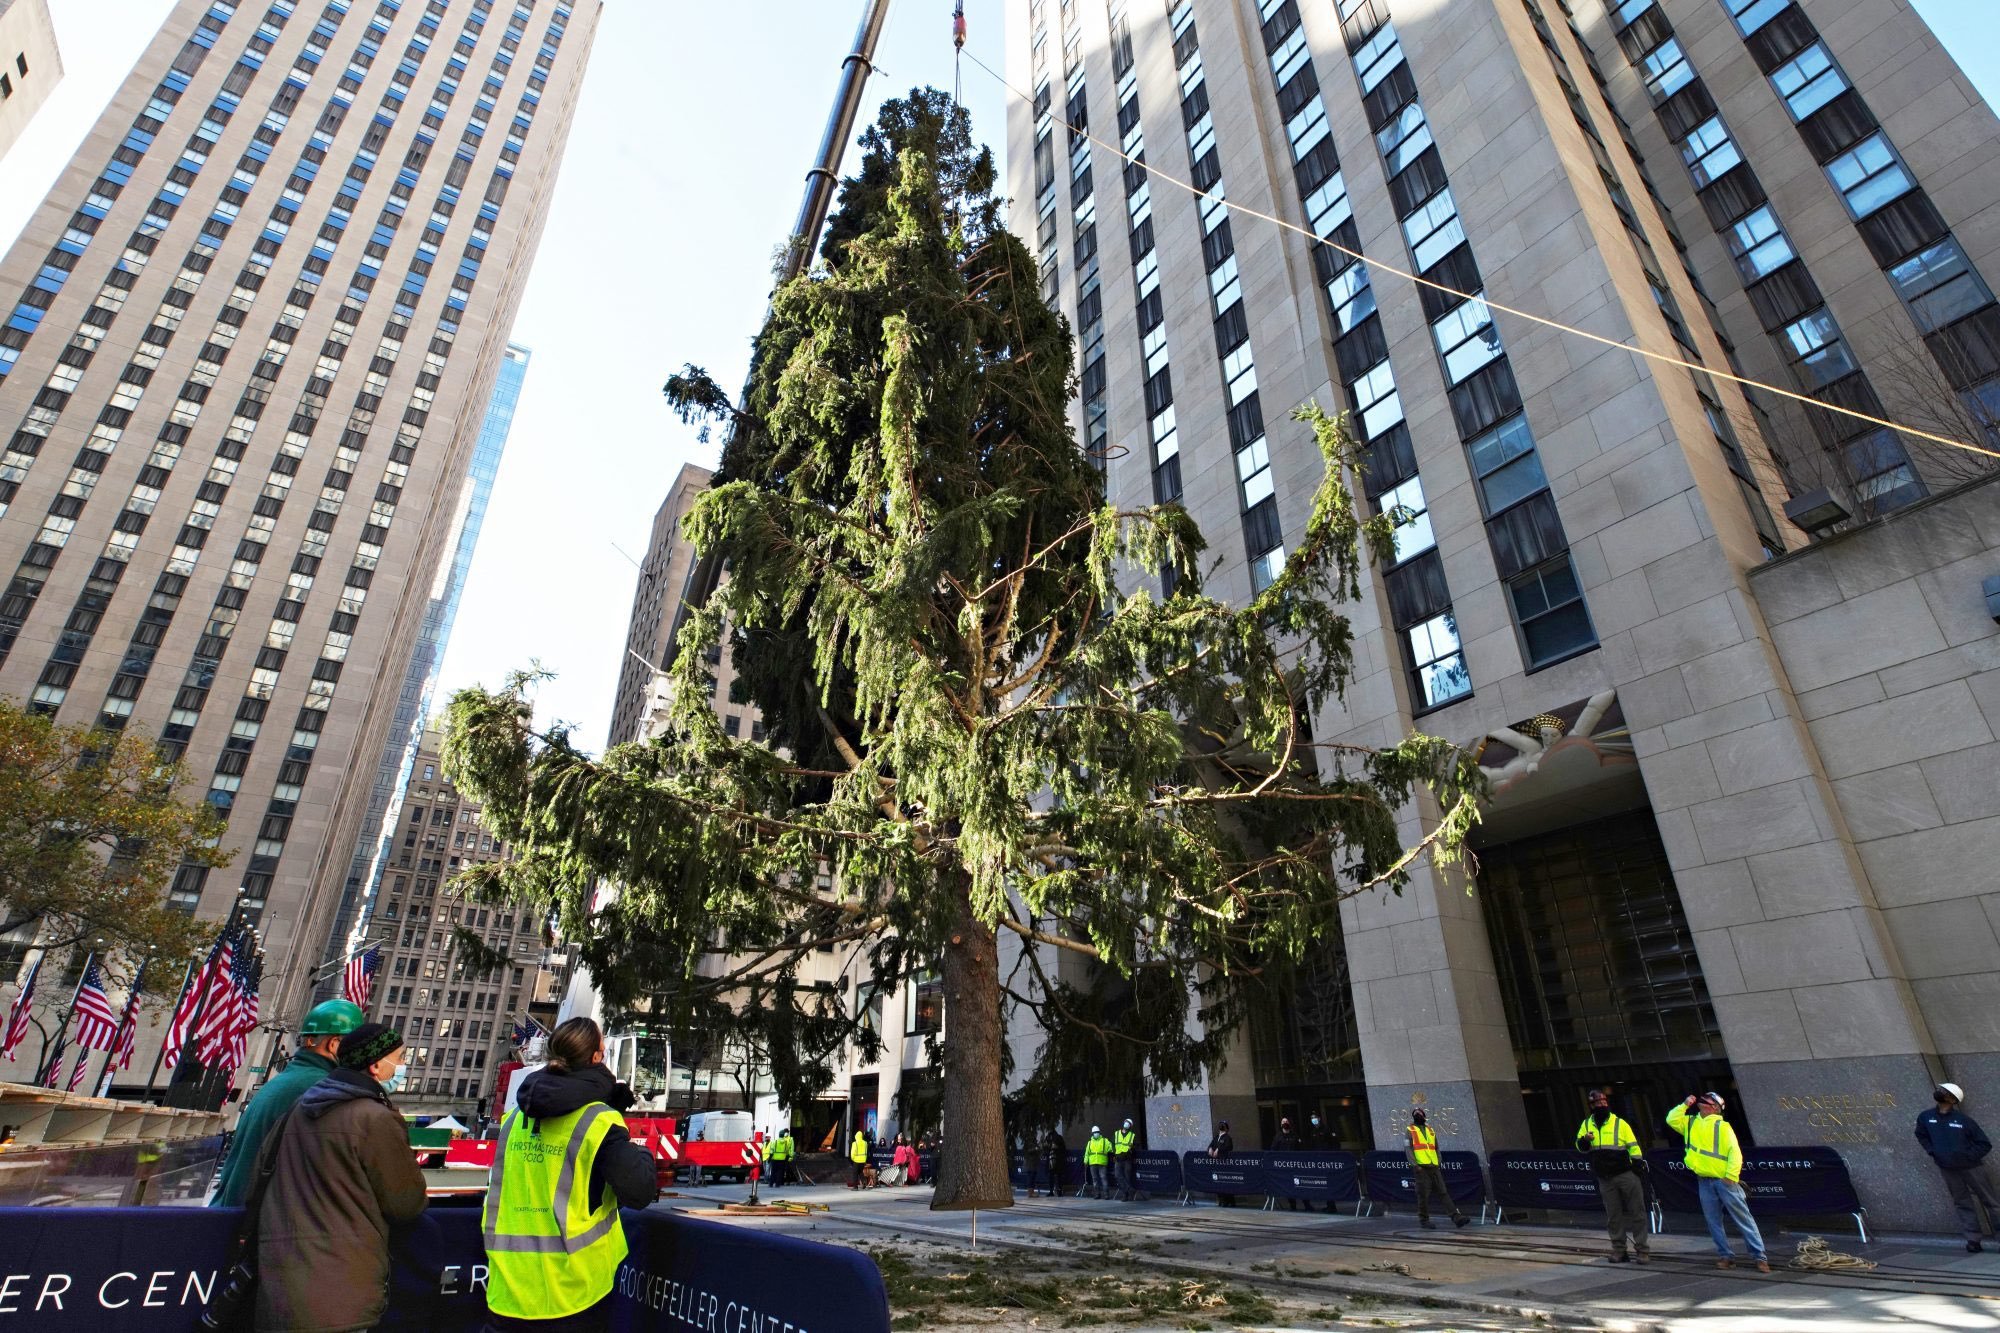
210,998,363,1205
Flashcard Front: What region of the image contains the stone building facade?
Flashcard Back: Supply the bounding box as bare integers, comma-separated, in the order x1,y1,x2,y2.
0,0,62,162
0,0,597,1100
1004,0,1999,1227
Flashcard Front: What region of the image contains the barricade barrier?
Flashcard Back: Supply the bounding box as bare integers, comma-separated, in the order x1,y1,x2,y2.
0,1201,890,1331
1258,1151,1362,1208
1360,1150,1486,1215
1487,1150,1610,1212
1010,1148,1086,1193
1180,1150,1265,1199
1645,1145,1867,1240
1129,1150,1182,1196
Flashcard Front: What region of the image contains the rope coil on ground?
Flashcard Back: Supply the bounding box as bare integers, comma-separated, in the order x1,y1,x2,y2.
1790,1235,1878,1271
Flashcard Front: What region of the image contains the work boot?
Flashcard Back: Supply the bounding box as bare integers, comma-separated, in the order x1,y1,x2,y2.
1970,1240,1984,1253
1420,1219,1436,1230
1634,1252,1650,1265
1453,1216,1469,1228
1610,1253,1630,1263
1714,1258,1735,1269
1755,1260,1771,1274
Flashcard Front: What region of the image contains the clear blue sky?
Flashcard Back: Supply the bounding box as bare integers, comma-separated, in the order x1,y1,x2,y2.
0,1,1990,749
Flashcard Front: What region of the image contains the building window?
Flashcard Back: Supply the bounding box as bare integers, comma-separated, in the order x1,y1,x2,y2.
1466,415,1547,516
1678,118,1741,188
1724,0,1792,36
1407,613,1471,710
1885,239,1992,334
1723,206,1794,282
1639,38,1692,103
1509,557,1594,668
1825,133,1912,218
1779,310,1857,386
1769,44,1847,122
1377,476,1436,564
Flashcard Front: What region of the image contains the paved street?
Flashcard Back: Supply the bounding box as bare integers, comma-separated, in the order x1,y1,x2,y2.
670,1179,1999,1332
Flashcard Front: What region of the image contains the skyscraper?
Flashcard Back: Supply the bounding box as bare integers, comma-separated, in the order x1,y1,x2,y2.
318,339,528,989
0,0,596,1096
1005,0,1999,1229
0,0,63,162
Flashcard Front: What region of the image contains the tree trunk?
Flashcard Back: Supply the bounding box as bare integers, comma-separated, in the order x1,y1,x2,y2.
932,877,1013,1209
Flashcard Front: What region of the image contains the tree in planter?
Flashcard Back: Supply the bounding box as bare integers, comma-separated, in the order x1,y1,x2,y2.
443,91,1483,1209
0,698,227,985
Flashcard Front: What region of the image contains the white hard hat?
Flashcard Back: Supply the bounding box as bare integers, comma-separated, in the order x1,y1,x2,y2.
1091,1125,1101,1133
1939,1082,1965,1102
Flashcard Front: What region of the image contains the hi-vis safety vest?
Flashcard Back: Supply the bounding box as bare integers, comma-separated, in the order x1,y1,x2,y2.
1113,1128,1136,1156
767,1135,793,1162
483,1102,630,1320
1577,1113,1641,1156
1407,1123,1440,1166
1085,1134,1110,1165
1667,1104,1742,1182
851,1132,870,1164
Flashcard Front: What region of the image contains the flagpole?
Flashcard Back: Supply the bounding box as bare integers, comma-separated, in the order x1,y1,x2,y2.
142,958,196,1099
32,948,95,1086
1,947,44,1064
96,956,150,1098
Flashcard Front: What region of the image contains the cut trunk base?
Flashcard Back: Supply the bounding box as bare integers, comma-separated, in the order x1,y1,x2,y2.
931,883,1013,1210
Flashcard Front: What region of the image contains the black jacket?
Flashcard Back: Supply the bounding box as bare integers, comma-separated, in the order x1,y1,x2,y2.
1917,1106,1992,1172
512,1063,659,1209
1270,1131,1298,1151
1208,1130,1233,1156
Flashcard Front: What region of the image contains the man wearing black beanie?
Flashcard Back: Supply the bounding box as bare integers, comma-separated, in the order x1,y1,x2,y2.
251,1021,428,1331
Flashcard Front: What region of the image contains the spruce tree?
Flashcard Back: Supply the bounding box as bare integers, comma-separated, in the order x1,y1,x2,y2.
443,91,1482,1208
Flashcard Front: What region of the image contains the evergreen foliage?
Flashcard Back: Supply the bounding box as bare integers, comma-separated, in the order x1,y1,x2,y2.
445,91,1482,1207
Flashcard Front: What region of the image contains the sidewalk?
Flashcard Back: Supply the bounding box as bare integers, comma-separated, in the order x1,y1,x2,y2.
670,1180,2000,1331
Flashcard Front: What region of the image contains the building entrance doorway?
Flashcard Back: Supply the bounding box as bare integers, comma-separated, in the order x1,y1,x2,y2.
1478,808,1741,1150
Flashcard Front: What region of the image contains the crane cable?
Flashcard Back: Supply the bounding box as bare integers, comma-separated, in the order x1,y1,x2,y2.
955,47,2000,466
952,1,966,108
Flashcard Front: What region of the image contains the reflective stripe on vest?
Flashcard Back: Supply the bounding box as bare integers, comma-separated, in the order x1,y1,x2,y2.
1408,1124,1439,1165
1114,1130,1136,1155
1577,1114,1637,1151
1688,1116,1730,1171
483,1102,629,1321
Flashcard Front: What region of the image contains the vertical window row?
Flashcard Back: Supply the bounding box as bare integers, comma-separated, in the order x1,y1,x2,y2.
1607,2,1923,515
1106,1,1182,525
0,7,250,389
1719,0,2000,446
1337,1,1596,671
1166,1,1283,592
1061,5,1106,470
1517,1,1783,558
1255,0,1470,709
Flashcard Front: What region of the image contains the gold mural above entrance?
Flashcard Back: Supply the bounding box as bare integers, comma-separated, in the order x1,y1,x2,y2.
1473,691,1635,799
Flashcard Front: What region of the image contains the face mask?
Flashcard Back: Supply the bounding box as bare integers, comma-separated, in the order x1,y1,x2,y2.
1412,1112,1426,1126
380,1067,407,1094
1591,1107,1610,1124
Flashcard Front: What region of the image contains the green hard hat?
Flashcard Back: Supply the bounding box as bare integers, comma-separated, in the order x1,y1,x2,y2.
301,999,366,1036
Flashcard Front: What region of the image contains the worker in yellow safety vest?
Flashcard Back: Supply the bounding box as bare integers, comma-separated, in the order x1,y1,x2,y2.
765,1127,795,1189
1576,1089,1648,1263
1405,1106,1467,1229
1112,1119,1141,1201
483,1017,660,1331
849,1128,871,1189
1667,1091,1768,1272
1083,1126,1112,1198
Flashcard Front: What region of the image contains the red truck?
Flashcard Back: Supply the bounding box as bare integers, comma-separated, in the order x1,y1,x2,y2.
625,1115,765,1186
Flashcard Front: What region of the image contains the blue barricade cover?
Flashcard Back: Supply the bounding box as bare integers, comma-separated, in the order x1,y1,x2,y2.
1129,1150,1182,1194
1361,1150,1486,1205
1645,1144,1860,1216
1181,1150,1266,1196
0,1203,889,1332
1487,1150,1612,1210
1009,1149,1085,1190
1260,1151,1362,1204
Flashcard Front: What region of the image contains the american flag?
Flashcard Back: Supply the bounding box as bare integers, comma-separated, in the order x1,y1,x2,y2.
197,935,253,1067
1,951,41,1062
163,926,233,1070
109,986,141,1073
190,928,243,1066
70,960,121,1051
225,953,262,1073
342,946,380,1007
65,1047,91,1093
40,1031,66,1088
